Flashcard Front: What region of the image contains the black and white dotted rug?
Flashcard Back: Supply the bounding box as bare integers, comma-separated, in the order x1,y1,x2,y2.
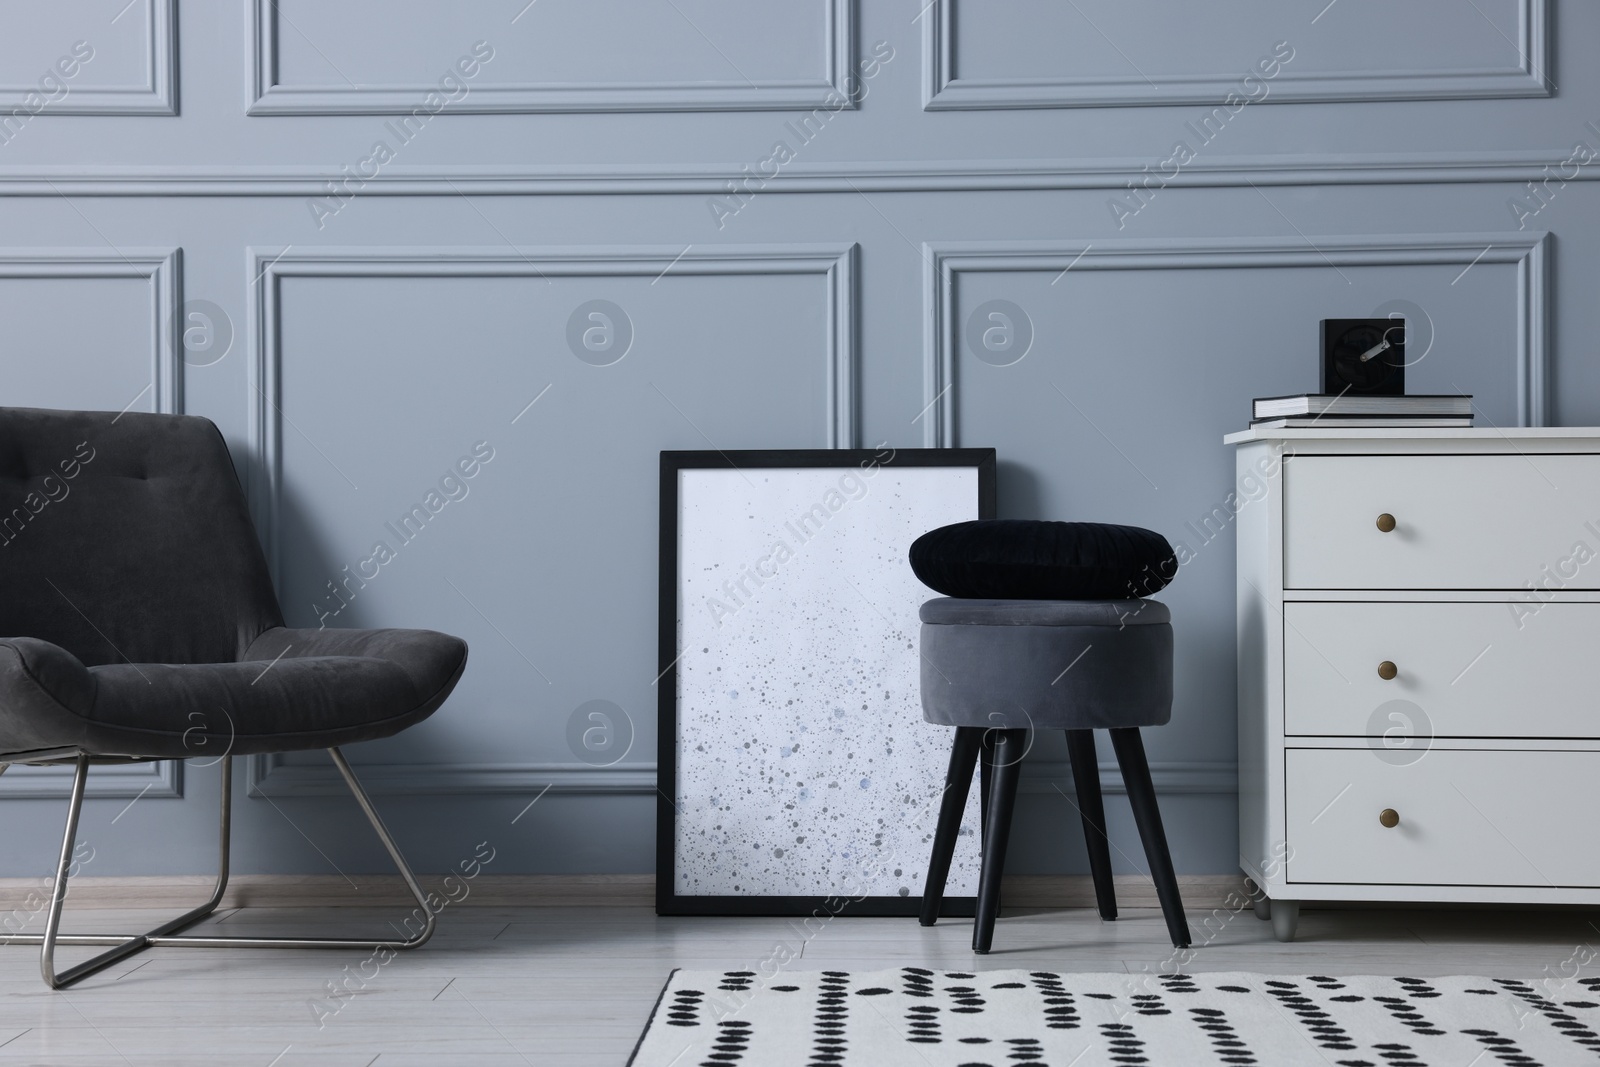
628,967,1600,1066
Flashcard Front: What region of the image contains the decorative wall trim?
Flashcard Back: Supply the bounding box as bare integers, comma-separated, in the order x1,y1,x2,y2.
0,152,1592,195
1020,760,1238,796
246,756,657,798
922,234,1552,447
245,245,854,799
248,243,854,575
0,0,177,115
0,248,181,801
0,247,180,413
248,0,853,114
923,0,1550,109
0,759,181,800
244,754,1231,798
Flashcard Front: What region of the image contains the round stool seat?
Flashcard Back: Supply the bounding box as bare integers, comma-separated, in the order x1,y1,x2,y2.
918,597,1172,730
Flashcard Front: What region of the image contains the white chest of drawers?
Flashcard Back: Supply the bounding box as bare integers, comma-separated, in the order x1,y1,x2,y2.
1227,427,1600,941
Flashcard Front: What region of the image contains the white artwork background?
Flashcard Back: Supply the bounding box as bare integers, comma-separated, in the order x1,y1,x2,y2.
675,464,982,898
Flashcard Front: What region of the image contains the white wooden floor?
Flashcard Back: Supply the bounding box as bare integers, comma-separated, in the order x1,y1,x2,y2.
0,903,1590,1065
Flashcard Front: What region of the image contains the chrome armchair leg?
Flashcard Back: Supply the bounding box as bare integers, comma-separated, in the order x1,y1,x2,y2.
16,748,436,989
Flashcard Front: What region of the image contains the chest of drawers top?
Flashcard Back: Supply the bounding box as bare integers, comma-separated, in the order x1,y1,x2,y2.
1223,426,1600,447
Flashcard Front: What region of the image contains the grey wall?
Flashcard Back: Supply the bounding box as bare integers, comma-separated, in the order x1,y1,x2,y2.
0,0,1595,881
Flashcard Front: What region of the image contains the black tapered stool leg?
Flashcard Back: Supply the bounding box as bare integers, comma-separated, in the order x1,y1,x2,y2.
1109,728,1191,948
1065,730,1117,921
920,727,984,926
973,728,1025,954
978,729,996,855
978,728,1005,916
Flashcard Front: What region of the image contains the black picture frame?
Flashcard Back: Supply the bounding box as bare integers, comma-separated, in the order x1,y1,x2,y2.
657,447,997,917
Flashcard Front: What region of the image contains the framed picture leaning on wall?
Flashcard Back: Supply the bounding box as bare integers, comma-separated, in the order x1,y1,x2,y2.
658,447,997,916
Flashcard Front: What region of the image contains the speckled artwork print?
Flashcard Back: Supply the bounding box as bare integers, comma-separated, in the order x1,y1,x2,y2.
674,463,982,898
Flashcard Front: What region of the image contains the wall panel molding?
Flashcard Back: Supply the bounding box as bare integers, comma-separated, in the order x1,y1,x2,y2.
0,759,181,800
248,243,854,571
0,247,181,800
923,0,1550,109
245,756,655,797
0,247,181,414
247,0,853,114
244,753,1231,798
245,244,855,798
0,0,177,115
0,152,1595,196
922,233,1551,447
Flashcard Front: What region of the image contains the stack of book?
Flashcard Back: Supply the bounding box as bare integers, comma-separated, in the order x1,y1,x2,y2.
1251,393,1473,429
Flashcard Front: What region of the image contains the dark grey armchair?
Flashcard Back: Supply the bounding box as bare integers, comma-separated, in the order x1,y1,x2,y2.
0,407,468,987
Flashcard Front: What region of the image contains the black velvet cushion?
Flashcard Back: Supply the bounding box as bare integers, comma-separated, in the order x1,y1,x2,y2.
0,406,469,760
909,519,1177,601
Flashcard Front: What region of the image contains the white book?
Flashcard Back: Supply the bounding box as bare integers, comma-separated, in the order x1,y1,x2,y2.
1253,393,1473,419
1250,415,1475,429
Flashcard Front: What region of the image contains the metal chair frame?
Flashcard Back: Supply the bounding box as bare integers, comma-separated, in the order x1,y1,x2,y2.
0,749,435,989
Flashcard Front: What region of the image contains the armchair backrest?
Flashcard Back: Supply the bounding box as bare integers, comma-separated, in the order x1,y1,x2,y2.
0,407,283,666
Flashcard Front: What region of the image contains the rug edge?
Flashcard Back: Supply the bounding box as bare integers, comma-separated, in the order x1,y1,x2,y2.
625,967,681,1067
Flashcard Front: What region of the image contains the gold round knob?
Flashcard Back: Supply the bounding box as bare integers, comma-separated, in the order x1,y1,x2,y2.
1376,513,1396,533
1377,660,1398,680
1379,808,1400,828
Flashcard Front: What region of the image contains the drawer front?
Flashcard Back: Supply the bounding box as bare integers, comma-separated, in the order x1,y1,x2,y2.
1286,749,1600,886
1283,454,1600,589
1285,602,1600,739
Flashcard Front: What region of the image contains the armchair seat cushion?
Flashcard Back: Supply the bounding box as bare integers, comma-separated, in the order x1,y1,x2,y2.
0,627,466,760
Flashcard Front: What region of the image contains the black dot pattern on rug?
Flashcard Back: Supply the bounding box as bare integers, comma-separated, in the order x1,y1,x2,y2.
1394,977,1440,1000
1030,972,1079,1030
1131,992,1170,1017
700,1019,751,1067
1158,972,1200,996
634,971,1600,1066
718,971,755,993
1190,1007,1257,1066
1263,980,1359,1051
1493,978,1600,1053
1004,1036,1044,1062
807,972,850,1066
1462,1027,1541,1065
1100,1021,1149,1065
902,967,935,999
1366,1041,1423,1064
667,988,704,1028
905,1000,942,1044
1374,985,1447,1037
943,977,988,1015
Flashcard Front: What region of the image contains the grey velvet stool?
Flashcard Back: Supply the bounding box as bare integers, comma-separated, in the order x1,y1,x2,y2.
915,597,1191,953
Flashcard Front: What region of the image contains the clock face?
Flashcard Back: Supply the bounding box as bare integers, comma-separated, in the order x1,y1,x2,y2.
1322,318,1405,395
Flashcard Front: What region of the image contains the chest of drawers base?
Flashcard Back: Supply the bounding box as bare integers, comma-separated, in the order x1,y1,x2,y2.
1228,427,1600,941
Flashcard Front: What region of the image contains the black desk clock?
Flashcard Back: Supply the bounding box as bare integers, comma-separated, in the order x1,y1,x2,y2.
1321,318,1405,395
